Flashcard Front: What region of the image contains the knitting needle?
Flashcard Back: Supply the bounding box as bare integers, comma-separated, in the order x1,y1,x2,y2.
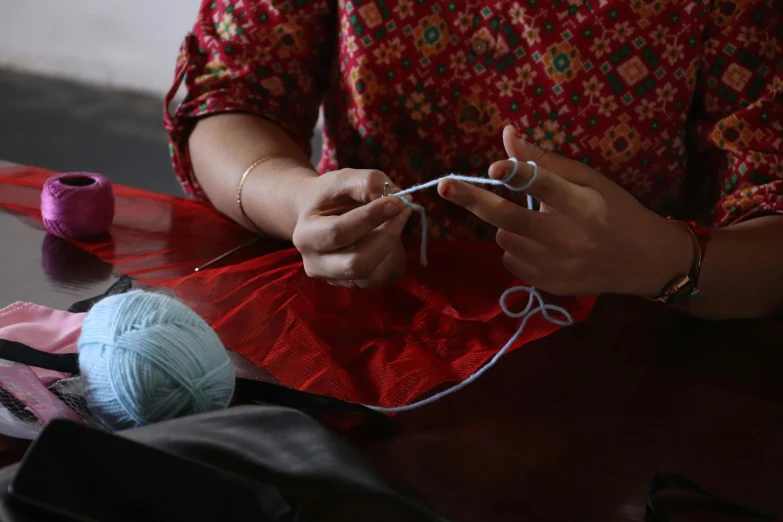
194,237,261,272
383,181,390,198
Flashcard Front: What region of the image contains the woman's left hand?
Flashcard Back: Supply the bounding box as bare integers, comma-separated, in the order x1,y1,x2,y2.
438,125,694,297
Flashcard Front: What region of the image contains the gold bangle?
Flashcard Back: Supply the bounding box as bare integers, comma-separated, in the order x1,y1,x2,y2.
237,156,281,232
647,220,703,304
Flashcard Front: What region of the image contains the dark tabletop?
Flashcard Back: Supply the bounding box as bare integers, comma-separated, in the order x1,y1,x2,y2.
1,164,782,522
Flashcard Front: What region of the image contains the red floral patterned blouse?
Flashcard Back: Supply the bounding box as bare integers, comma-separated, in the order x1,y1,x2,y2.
165,0,783,241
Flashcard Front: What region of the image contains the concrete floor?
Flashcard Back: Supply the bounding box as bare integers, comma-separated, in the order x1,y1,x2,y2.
0,69,321,195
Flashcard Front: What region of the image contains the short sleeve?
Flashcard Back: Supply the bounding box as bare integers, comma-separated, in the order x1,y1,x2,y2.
163,0,334,199
689,1,783,227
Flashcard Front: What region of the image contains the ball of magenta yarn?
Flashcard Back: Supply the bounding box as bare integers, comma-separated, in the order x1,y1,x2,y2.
40,172,115,239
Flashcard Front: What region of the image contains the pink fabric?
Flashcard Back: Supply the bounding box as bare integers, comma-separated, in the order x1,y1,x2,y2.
0,302,85,385
0,362,83,437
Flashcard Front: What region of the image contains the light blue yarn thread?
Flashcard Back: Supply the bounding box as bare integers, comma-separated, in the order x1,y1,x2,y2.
368,158,573,413
78,290,235,429
393,158,538,267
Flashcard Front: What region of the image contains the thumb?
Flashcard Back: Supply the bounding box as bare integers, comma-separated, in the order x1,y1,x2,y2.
335,168,404,204
502,125,594,186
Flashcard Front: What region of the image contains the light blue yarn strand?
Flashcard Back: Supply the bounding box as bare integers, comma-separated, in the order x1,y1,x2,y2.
391,158,539,198
367,158,573,413
395,158,538,267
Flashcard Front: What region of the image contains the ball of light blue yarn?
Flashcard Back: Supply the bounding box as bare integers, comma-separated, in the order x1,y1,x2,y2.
77,290,235,429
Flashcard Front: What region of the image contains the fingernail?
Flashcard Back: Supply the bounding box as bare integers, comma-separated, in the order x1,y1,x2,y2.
440,182,453,199
385,199,403,217
514,127,523,140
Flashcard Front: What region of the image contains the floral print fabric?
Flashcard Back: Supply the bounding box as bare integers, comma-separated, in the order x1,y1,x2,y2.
165,0,783,241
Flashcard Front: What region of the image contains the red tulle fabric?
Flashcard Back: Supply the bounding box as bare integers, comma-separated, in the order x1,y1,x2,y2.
1,167,596,408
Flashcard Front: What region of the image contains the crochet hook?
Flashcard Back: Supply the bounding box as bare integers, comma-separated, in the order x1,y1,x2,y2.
194,237,261,272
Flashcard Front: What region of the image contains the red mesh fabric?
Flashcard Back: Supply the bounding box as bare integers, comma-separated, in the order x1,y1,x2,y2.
1,167,596,408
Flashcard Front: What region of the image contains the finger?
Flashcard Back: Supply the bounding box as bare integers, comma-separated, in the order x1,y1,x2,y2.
354,241,406,289
438,179,557,242
301,196,406,252
333,169,404,204
496,229,549,259
502,125,592,186
488,159,591,214
323,243,405,290
369,203,412,239
309,209,410,280
501,251,540,284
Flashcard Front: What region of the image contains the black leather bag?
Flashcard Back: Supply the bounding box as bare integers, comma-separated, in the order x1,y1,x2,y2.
0,406,447,521
2,276,442,520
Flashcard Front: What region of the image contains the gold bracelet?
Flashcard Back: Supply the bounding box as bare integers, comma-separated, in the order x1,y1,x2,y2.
237,156,281,232
647,220,703,305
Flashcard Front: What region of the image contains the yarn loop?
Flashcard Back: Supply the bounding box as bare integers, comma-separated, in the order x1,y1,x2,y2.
367,158,574,412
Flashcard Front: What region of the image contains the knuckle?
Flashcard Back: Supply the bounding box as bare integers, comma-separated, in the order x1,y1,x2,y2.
363,169,387,193
324,223,348,248
573,233,597,253
344,255,371,280
367,169,387,183
292,230,304,251
496,229,513,251
559,229,591,253
292,227,310,252
577,191,605,218
302,259,319,279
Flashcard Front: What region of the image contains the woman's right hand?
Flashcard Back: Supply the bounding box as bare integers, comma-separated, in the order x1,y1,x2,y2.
292,169,412,289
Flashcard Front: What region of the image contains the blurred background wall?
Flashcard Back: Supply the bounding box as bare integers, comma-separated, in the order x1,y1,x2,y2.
0,1,322,195
0,0,195,96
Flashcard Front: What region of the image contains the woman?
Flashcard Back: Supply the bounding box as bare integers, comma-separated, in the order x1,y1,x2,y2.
165,0,783,320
